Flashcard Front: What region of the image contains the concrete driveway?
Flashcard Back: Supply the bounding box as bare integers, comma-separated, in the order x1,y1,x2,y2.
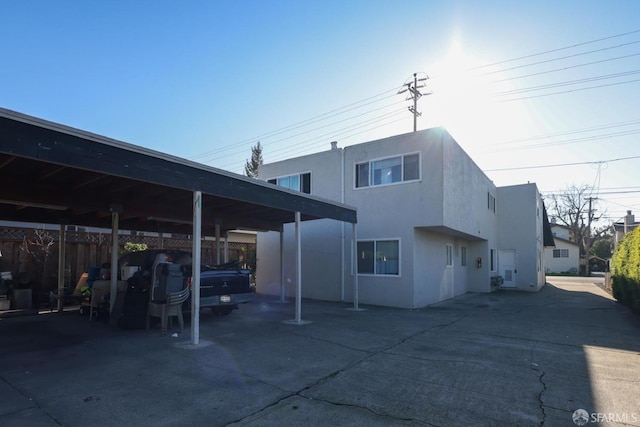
1,276,639,426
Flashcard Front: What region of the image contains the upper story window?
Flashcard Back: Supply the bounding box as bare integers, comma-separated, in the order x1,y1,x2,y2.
268,172,311,194
355,153,420,188
487,192,496,213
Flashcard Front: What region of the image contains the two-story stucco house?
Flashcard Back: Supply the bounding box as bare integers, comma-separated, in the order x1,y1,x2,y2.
256,128,551,309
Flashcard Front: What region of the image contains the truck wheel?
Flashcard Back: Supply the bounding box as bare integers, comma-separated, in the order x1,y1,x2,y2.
211,306,234,316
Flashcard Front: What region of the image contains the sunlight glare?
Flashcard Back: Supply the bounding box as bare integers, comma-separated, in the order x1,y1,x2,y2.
427,41,535,151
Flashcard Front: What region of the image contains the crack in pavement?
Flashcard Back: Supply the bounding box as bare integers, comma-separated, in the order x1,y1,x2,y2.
537,371,547,426
225,315,468,425
303,395,437,426
0,375,63,425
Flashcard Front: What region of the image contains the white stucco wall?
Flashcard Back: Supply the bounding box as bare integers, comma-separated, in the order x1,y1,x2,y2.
497,183,545,291
543,238,579,274
257,128,543,308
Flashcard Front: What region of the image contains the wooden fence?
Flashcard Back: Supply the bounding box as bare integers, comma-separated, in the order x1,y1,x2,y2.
0,227,255,307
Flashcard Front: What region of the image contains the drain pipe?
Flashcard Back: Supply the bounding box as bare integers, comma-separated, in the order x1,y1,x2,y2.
337,142,345,301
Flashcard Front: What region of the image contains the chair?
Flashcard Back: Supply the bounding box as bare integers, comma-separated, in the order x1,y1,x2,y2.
146,286,190,334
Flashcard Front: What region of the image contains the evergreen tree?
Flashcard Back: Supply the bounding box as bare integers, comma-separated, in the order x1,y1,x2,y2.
244,141,263,178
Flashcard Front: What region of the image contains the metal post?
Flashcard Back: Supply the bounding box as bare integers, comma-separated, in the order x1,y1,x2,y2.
280,224,286,303
413,73,418,132
295,211,301,322
109,209,120,314
215,222,221,265
348,222,365,311
283,212,309,324
191,191,202,345
353,223,359,310
223,232,229,263
57,224,66,312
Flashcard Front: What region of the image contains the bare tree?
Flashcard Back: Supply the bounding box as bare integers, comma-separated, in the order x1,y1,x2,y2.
546,184,607,275
244,141,263,178
20,228,56,289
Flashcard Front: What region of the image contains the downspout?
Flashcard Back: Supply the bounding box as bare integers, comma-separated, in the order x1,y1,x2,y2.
340,146,345,301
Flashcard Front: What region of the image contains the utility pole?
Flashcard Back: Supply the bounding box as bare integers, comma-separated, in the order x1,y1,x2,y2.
585,197,598,276
398,72,431,132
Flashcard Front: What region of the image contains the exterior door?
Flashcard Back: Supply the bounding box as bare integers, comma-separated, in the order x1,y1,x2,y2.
499,249,517,288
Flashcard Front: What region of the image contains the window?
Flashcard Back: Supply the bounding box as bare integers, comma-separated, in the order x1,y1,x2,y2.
357,239,400,275
487,193,496,213
446,244,453,267
355,153,420,188
268,172,311,194
461,246,467,267
553,249,569,258
490,249,496,271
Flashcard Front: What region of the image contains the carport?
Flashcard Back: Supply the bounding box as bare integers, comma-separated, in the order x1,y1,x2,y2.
0,107,357,344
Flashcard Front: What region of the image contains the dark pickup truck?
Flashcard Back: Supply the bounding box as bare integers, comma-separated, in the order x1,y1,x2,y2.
118,249,254,316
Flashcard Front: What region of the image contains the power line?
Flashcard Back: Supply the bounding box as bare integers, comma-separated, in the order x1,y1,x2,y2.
485,155,640,172
484,119,640,148
218,109,408,170
493,69,640,97
200,101,406,164
488,52,640,85
190,87,400,161
465,29,640,71
473,40,640,78
496,77,640,103
482,129,640,152
202,30,640,172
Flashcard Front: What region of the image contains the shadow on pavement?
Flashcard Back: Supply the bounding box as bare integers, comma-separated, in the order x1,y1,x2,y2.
0,277,638,426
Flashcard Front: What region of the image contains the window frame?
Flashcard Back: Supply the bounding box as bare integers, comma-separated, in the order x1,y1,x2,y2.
267,171,311,194
354,152,421,189
461,246,467,267
487,192,496,213
552,249,569,258
356,238,401,276
446,244,453,267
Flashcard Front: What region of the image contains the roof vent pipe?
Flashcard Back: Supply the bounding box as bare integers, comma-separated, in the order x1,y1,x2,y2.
330,141,338,151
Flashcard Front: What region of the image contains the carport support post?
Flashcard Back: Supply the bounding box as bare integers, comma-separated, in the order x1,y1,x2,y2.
348,222,364,311
223,232,229,263
295,211,301,322
280,224,286,303
109,205,122,315
57,223,66,312
215,219,221,265
283,212,309,325
191,191,202,345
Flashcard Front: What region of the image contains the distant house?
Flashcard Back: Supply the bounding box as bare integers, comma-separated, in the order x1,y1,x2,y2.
613,210,640,247
543,223,579,274
256,128,554,309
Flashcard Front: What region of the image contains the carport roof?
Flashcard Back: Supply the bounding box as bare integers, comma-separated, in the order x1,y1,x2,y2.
0,107,357,235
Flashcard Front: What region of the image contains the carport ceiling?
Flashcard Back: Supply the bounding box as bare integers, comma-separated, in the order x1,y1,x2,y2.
0,108,356,235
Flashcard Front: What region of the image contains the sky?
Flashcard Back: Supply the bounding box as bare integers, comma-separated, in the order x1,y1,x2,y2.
2,0,639,228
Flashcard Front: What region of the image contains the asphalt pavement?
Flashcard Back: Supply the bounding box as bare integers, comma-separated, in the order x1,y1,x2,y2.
0,276,638,426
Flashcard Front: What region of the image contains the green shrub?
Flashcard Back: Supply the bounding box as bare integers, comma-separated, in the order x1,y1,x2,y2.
610,226,640,312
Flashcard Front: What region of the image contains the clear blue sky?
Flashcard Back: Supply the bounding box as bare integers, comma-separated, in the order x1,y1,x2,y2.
2,1,639,226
